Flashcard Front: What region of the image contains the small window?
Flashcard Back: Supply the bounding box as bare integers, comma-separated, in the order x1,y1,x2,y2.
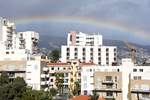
133,69,137,72
51,79,53,82
106,53,109,56
134,76,137,80
98,48,101,52
90,48,93,51
139,69,143,72
138,76,142,80
67,48,69,51
74,48,77,51
106,48,109,52
83,48,85,51
6,52,9,54
51,67,54,70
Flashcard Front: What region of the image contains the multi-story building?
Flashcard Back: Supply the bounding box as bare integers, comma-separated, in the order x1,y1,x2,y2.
47,60,82,92
26,55,49,91
0,17,39,55
81,58,150,100
0,17,16,51
0,17,49,91
67,31,102,46
17,31,39,54
61,31,117,65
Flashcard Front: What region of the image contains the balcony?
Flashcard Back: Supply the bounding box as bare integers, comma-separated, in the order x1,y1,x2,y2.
105,96,115,99
41,81,46,85
131,88,150,93
94,86,121,92
102,80,114,84
45,74,49,77
41,74,46,78
43,67,49,71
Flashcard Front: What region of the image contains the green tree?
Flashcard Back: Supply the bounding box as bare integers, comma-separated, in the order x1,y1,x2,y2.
71,81,81,96
48,49,60,62
49,88,57,96
0,71,9,85
55,73,64,94
0,73,26,100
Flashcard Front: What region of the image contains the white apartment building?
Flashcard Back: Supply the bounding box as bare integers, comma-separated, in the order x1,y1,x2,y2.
0,17,49,91
0,17,16,51
17,31,39,54
26,56,49,91
0,17,39,55
67,31,102,46
81,58,150,100
61,31,117,65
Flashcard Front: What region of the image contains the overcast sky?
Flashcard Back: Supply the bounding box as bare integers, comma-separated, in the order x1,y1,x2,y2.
0,0,150,45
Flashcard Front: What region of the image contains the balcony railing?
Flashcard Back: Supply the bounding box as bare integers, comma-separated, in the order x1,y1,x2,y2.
102,80,114,84
131,88,150,93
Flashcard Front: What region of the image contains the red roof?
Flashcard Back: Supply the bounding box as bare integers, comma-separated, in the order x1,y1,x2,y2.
70,95,90,100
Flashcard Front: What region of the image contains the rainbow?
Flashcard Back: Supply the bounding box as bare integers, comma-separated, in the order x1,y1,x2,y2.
13,16,150,39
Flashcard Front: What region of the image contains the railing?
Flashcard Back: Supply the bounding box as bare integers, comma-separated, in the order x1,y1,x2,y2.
102,80,114,84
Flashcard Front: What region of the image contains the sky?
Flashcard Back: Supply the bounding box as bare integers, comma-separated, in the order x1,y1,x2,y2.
0,0,150,45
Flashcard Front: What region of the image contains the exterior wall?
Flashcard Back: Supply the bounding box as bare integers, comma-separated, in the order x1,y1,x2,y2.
0,61,26,80
61,45,117,65
94,72,122,100
67,31,102,46
0,18,39,55
131,80,150,100
26,60,41,90
17,31,39,54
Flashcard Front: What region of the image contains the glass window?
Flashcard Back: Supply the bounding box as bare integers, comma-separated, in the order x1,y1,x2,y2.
139,69,143,72
133,69,137,72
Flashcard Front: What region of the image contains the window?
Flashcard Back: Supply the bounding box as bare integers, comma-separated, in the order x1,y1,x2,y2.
83,57,85,60
98,48,101,52
6,52,9,54
98,57,101,60
106,85,113,89
106,58,109,61
51,67,54,70
83,48,85,51
115,76,117,82
106,62,109,65
134,76,137,80
106,76,112,81
74,53,77,56
114,57,116,61
139,69,143,72
51,79,53,82
98,62,101,65
106,53,109,56
114,48,117,52
138,76,142,80
67,48,69,51
106,92,113,96
64,79,68,83
90,69,92,72
133,69,137,72
67,53,70,56
98,53,101,56
90,48,93,51
74,48,77,51
106,48,109,52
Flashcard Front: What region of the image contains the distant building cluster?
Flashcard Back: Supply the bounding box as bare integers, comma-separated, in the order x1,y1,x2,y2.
0,17,150,100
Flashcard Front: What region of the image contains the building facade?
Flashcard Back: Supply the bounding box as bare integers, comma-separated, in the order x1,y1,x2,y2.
81,58,150,100
61,31,117,65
